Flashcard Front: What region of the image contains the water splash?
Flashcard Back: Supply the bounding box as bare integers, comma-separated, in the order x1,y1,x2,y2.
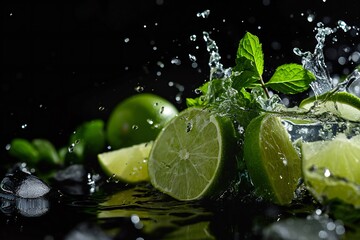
294,20,359,96
202,31,231,80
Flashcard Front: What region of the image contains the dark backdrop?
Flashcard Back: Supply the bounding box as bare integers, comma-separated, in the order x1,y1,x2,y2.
2,0,360,160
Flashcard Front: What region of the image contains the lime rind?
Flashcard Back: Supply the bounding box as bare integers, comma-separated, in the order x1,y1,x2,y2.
148,107,237,201
299,91,360,121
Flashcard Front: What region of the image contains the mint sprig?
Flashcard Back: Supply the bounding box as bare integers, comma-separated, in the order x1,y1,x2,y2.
187,32,316,111
233,32,315,95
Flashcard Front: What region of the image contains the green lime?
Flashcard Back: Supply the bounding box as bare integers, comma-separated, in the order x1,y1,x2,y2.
301,133,360,208
243,114,302,205
98,141,153,183
106,93,178,149
148,107,238,201
299,91,360,121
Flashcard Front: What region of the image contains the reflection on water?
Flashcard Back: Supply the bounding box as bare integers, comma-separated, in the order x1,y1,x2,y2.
97,184,214,239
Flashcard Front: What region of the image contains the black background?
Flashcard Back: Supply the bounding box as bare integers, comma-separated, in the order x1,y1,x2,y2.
2,0,360,160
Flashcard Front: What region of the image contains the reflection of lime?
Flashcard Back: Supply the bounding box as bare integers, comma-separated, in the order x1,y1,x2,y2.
162,221,215,240
98,142,152,183
243,114,301,205
106,93,178,149
148,107,238,201
301,133,360,208
299,91,360,121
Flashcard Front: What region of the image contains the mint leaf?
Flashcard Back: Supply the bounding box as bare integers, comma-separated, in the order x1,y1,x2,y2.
237,32,264,78
232,56,259,90
266,63,316,94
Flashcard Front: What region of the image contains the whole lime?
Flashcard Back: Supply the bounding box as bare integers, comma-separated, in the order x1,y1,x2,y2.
106,93,178,149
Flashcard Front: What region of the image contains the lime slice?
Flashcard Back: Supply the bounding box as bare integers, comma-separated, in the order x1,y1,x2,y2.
98,142,153,183
299,91,360,121
243,114,302,205
148,107,237,201
301,133,360,207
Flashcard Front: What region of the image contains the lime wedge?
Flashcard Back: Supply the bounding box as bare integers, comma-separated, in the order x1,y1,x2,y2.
299,91,360,121
243,114,302,205
148,107,238,201
98,142,153,183
301,133,360,208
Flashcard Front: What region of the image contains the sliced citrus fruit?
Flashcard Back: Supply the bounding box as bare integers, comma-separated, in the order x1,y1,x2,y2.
98,141,153,183
243,113,302,205
299,91,360,121
301,133,360,208
148,107,238,201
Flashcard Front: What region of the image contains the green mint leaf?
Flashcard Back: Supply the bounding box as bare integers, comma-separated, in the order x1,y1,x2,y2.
232,56,259,90
237,32,264,78
266,63,316,94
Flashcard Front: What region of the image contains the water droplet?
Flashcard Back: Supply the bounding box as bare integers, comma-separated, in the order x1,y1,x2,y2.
132,125,139,130
196,10,210,18
21,124,28,129
135,85,144,92
189,54,197,62
98,106,105,111
124,38,130,43
171,58,181,65
186,122,193,132
324,168,331,177
190,34,197,41
147,119,154,125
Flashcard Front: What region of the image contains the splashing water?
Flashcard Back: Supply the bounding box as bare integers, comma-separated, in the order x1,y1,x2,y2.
202,31,231,80
293,20,359,96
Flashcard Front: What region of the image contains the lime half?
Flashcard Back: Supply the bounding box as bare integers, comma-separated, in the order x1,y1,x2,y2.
148,107,237,201
301,133,360,208
243,114,302,205
299,91,360,121
98,142,153,183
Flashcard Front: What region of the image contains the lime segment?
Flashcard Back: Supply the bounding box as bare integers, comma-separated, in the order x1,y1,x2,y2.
299,91,360,121
148,107,237,201
243,114,302,205
301,133,360,207
98,142,153,183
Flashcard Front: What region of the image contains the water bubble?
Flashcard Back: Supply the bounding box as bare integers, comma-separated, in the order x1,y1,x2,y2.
190,35,197,41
